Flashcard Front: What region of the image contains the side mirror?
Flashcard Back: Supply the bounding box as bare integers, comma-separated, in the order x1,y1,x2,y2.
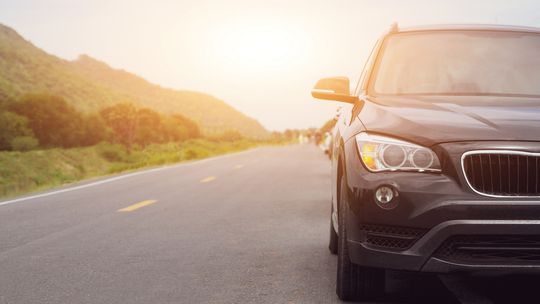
311,77,359,104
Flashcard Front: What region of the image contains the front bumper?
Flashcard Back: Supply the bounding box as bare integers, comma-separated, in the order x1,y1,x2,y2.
348,219,540,274
343,139,540,274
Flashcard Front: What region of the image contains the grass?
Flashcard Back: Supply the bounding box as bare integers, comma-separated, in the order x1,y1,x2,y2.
0,139,271,199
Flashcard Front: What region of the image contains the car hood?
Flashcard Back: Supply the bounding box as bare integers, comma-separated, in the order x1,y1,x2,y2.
358,95,540,146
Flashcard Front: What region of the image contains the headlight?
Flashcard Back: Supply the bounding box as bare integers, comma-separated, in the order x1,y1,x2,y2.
355,133,441,173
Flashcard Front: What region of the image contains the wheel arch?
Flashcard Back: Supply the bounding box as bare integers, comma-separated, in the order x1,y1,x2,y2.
334,138,348,233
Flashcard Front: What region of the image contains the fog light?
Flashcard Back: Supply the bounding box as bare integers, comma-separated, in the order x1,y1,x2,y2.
375,186,396,205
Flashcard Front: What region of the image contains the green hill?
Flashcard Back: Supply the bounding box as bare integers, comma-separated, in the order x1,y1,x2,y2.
0,23,268,138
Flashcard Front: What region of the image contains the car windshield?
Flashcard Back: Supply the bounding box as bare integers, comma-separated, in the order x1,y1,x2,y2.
371,30,540,97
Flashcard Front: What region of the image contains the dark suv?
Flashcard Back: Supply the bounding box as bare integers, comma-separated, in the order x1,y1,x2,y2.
311,24,540,301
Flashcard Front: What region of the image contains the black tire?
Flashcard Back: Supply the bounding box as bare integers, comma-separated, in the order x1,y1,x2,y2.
336,174,385,301
329,206,338,255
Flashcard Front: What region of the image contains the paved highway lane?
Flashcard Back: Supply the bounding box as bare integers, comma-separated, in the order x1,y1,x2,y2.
0,145,340,304
1,144,537,304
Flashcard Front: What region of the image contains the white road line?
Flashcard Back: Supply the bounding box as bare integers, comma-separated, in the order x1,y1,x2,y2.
0,147,260,207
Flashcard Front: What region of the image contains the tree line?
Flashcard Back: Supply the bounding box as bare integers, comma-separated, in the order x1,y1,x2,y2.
0,94,201,151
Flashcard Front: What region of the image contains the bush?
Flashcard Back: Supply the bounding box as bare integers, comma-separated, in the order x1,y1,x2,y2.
97,143,128,162
79,114,108,146
6,95,202,150
183,148,199,160
209,130,244,142
167,114,200,140
0,111,34,150
10,136,39,151
10,94,83,148
7,95,109,149
100,103,202,147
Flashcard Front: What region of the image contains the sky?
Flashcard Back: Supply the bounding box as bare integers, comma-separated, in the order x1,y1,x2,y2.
1,0,540,131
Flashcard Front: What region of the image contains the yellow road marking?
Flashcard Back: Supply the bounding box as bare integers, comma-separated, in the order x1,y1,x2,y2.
200,176,216,183
118,200,157,212
234,164,244,169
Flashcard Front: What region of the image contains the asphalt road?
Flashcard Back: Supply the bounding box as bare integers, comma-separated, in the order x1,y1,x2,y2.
1,144,539,304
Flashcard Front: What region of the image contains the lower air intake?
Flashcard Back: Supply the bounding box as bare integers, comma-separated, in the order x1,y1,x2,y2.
435,235,540,265
359,224,426,250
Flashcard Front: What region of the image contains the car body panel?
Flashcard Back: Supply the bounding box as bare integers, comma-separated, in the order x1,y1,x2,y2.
359,96,540,146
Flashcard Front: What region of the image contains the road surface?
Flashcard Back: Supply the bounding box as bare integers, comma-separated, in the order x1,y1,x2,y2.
0,145,538,303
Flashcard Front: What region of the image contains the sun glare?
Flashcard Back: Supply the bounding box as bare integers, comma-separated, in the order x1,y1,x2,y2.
211,23,305,72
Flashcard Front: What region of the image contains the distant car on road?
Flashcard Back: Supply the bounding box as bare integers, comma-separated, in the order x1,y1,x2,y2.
312,24,540,301
319,132,333,157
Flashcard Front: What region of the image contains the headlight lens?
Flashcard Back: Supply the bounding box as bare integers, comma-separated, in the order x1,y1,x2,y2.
356,133,441,173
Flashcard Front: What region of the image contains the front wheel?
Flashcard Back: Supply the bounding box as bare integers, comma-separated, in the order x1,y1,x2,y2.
336,175,385,301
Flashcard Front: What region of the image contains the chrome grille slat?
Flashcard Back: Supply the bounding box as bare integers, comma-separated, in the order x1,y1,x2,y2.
507,155,511,193
462,150,540,198
468,155,475,188
497,154,502,194
479,154,486,193
534,157,539,193
517,155,520,193
488,154,494,193
525,156,530,194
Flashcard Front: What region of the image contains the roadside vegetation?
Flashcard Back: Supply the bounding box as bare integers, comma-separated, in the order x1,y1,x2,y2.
0,94,288,199
0,139,265,198
1,93,201,150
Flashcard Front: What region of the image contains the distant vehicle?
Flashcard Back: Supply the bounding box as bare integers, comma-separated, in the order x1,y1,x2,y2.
312,24,540,301
314,131,322,146
320,132,333,158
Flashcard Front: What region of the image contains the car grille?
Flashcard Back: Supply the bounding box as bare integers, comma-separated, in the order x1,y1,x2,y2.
359,224,426,250
462,151,540,197
435,235,540,265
